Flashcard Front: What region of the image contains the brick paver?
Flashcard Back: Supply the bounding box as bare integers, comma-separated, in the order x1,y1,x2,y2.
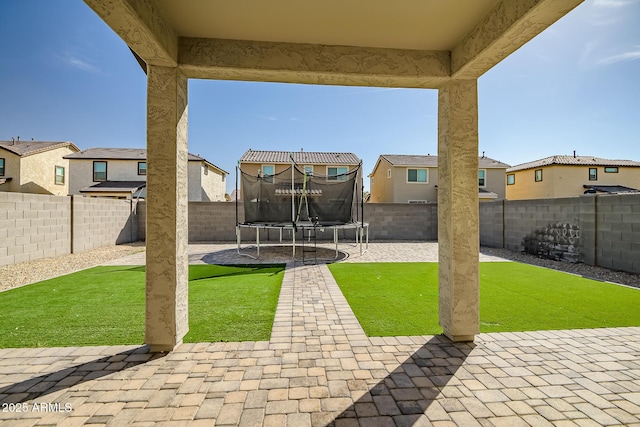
1,242,639,426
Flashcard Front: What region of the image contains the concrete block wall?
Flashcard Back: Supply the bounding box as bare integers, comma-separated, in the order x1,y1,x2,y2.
4,193,638,273
479,200,504,248
363,203,438,241
595,194,640,273
189,201,240,241
0,192,71,266
502,198,582,253
71,196,139,254
480,194,640,274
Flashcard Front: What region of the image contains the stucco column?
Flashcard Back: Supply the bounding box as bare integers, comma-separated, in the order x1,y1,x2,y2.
437,79,480,342
145,65,189,352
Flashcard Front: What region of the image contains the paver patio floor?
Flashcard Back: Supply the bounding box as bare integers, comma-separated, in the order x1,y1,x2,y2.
1,242,639,426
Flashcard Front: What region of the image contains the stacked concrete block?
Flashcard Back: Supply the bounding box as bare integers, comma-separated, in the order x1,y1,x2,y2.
503,198,581,254
0,192,71,266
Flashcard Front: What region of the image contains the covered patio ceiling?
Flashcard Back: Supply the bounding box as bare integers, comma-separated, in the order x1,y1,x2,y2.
84,0,583,88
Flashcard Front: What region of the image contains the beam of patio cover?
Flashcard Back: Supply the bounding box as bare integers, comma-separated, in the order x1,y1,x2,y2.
179,38,451,89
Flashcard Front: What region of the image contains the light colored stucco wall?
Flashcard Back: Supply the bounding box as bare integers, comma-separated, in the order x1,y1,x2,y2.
482,168,506,200
187,161,203,201
0,151,21,192
68,159,147,195
371,163,505,203
19,147,74,195
70,158,225,201
0,146,74,195
369,158,394,203
506,165,640,200
199,164,226,201
392,167,439,203
187,161,225,201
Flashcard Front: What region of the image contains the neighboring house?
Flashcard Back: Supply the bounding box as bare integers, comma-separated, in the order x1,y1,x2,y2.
369,154,510,203
64,148,228,201
238,148,362,191
0,139,80,196
506,155,640,200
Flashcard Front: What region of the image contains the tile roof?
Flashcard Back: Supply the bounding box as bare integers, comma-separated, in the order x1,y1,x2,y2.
239,149,360,165
64,147,228,174
0,140,79,157
508,155,640,172
375,154,510,171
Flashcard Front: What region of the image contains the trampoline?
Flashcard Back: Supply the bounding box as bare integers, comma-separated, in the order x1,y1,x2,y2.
235,155,368,262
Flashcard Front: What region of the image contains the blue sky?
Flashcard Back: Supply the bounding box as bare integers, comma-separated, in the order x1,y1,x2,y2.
1,0,639,193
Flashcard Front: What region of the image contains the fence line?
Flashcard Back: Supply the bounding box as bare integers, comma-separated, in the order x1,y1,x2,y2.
2,192,638,273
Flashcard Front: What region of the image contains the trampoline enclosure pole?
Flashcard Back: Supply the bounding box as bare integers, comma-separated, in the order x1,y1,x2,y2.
235,163,239,226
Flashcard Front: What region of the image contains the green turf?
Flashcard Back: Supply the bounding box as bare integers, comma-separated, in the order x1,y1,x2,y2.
0,264,284,348
328,262,640,336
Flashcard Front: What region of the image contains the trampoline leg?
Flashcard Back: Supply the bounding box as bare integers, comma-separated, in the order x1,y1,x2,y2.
292,229,296,259
237,226,259,260
256,227,260,258
334,228,338,259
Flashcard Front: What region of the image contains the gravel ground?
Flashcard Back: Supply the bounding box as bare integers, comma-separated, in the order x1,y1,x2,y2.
1,242,638,292
481,246,640,289
0,242,146,292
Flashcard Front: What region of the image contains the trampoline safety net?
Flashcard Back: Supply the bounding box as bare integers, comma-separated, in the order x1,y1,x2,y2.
240,164,359,225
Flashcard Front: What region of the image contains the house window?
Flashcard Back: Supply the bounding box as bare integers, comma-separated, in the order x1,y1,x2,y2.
507,174,515,185
328,166,348,181
261,165,275,183
93,161,107,182
304,165,313,176
407,168,428,183
387,169,391,179
604,167,619,173
0,158,4,176
203,165,209,175
138,162,147,175
589,168,597,181
534,169,543,182
55,166,65,185
478,169,486,187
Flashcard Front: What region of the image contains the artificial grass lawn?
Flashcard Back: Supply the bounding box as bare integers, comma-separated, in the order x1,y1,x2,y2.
0,264,284,348
328,262,640,336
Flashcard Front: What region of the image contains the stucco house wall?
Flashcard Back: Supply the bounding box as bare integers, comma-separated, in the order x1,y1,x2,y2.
19,146,73,195
369,155,507,203
0,143,77,195
67,150,227,201
199,163,226,201
0,152,21,192
482,168,507,200
507,164,640,200
67,159,146,195
393,167,439,203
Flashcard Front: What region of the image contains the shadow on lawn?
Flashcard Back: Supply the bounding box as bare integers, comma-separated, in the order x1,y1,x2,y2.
0,345,164,404
91,265,286,282
333,335,475,426
189,264,285,282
